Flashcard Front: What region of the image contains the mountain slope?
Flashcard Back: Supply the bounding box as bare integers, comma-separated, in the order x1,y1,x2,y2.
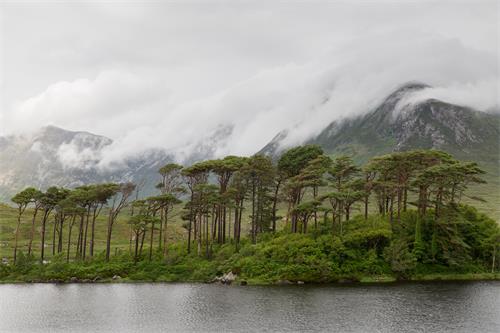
0,123,235,201
0,126,172,201
260,82,500,218
261,83,500,164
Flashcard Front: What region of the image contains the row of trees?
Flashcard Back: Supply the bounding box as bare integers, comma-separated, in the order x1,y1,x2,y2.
9,146,490,266
175,147,487,257
11,183,135,264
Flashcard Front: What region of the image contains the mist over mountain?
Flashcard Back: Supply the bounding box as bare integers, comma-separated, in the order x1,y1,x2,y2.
1,82,498,202
261,82,500,164
0,126,168,201
0,123,238,201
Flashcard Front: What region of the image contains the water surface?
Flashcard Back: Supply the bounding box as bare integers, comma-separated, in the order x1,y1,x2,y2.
0,281,499,332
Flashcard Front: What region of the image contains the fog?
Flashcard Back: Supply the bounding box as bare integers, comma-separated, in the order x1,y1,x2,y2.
0,1,497,167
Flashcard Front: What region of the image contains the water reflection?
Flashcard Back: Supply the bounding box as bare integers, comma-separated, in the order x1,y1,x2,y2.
0,282,499,332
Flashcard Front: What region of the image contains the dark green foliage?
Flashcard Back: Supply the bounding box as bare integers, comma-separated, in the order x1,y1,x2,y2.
2,147,498,283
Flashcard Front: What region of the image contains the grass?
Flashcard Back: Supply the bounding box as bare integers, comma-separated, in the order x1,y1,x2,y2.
0,203,187,260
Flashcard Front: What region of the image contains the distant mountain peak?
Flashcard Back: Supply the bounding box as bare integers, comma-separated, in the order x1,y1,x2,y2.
392,81,431,92
260,82,499,164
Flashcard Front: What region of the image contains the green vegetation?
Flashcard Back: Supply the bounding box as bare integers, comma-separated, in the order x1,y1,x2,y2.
1,148,499,284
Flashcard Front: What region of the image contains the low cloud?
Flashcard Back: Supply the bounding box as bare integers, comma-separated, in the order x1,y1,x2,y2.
1,2,497,169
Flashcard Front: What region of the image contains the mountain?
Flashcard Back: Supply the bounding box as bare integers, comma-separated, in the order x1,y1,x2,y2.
260,82,500,165
1,82,498,210
0,123,236,201
0,126,173,201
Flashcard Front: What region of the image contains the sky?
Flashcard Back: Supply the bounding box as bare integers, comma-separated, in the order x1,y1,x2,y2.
0,0,498,164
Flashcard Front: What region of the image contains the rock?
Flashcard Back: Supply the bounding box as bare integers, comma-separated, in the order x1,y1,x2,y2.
82,279,91,283
70,277,79,283
276,279,293,285
297,281,305,285
112,275,121,280
93,276,101,282
215,271,237,285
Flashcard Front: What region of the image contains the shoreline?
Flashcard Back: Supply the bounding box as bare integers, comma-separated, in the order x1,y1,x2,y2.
1,273,499,285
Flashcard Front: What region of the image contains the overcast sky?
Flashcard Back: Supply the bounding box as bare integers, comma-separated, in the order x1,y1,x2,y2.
0,0,498,163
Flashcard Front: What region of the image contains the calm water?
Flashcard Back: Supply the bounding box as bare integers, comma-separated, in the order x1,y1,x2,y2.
0,282,499,332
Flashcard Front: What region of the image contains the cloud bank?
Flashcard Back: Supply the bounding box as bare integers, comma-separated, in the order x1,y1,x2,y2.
1,1,498,168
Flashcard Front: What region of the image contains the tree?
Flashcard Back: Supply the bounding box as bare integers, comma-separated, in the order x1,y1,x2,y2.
26,189,43,256
227,167,249,251
38,187,69,263
57,198,85,263
297,155,331,231
182,161,210,253
158,163,184,195
240,155,275,242
414,161,485,218
325,156,361,233
128,214,157,263
292,200,323,234
11,188,38,264
278,145,324,232
144,194,181,260
89,184,118,257
207,156,246,244
191,183,219,257
105,183,136,261
157,163,184,254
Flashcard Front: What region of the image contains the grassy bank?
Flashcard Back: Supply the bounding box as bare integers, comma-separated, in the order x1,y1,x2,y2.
1,230,498,285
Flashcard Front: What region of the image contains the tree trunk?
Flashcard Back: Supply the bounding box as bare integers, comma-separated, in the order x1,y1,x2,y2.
139,230,146,256
134,232,140,263
58,218,64,253
272,179,281,232
66,217,75,263
89,211,97,258
238,201,243,244
187,193,194,254
251,179,256,244
52,217,57,256
40,211,49,263
222,206,226,244
163,207,169,257
403,188,408,212
105,219,113,261
338,201,343,236
76,215,83,259
83,213,89,260
158,208,164,251
28,208,38,256
397,188,402,223
389,195,394,227
149,217,155,261
364,195,369,220
492,244,496,273
13,208,24,264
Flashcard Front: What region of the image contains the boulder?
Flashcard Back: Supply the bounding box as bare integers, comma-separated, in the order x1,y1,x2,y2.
112,275,121,280
70,277,79,283
276,279,293,285
215,271,237,285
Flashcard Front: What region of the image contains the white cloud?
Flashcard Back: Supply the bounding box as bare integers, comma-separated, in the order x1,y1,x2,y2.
0,1,498,167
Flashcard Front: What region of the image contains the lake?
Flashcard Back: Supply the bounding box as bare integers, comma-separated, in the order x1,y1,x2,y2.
0,281,499,332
